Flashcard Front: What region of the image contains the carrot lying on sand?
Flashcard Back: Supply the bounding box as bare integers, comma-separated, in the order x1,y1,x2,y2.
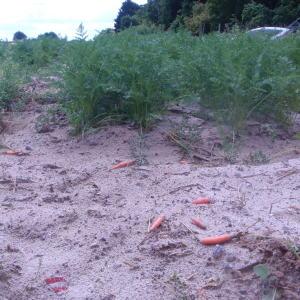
192,197,211,205
1,150,27,156
200,233,232,245
45,277,66,284
111,160,135,170
191,218,207,230
149,214,165,232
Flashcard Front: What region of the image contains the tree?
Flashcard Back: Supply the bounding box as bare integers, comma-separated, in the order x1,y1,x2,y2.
114,0,141,31
272,0,300,26
75,23,88,40
242,2,272,28
207,0,250,30
13,31,27,41
38,32,59,39
120,15,139,30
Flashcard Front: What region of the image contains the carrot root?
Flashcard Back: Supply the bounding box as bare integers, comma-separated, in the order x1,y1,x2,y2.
112,160,135,170
200,234,232,245
191,218,207,230
149,214,165,232
192,197,211,205
1,150,26,156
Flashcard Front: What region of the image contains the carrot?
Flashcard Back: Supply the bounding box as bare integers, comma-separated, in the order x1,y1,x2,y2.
1,150,26,156
200,234,232,245
45,277,65,284
192,197,211,205
111,160,135,170
52,287,68,293
149,214,165,232
191,218,207,230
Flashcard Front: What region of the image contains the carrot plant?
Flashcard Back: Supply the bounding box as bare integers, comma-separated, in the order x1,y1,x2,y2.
62,28,300,133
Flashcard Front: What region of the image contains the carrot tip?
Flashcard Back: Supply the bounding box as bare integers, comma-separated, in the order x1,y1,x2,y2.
191,218,207,230
111,160,135,170
149,214,165,232
192,197,211,205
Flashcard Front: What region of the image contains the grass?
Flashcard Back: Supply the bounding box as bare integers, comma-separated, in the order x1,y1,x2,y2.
1,28,299,134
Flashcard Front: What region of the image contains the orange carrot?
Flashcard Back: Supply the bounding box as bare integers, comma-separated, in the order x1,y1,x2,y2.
112,160,135,170
192,197,211,205
200,234,232,245
191,218,207,230
149,214,165,232
1,150,27,156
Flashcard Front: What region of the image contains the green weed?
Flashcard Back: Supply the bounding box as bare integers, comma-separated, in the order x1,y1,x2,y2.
249,150,269,165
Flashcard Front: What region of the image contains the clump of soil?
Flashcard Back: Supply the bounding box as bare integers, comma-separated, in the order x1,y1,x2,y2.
239,235,300,299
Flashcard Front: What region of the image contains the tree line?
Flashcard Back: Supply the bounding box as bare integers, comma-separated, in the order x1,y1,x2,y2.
115,0,300,34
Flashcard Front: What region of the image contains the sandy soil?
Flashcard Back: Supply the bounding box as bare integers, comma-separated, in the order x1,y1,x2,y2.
0,85,299,300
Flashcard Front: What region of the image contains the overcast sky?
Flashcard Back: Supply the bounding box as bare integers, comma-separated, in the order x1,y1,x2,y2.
0,0,147,41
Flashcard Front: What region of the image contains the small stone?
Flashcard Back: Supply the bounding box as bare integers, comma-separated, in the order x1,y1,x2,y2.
88,141,98,146
25,145,32,151
212,245,225,259
223,264,233,273
91,243,99,249
226,255,236,262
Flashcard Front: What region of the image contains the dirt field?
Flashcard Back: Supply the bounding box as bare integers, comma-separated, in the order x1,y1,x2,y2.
0,83,299,299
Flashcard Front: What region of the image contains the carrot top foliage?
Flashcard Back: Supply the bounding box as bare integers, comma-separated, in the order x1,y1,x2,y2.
62,28,300,133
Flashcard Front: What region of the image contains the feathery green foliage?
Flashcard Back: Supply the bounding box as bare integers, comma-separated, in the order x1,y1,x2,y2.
62,29,300,133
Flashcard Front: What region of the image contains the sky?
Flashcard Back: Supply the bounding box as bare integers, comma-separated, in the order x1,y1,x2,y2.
0,0,147,41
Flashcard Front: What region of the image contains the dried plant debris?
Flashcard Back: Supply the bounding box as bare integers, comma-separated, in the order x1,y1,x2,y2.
239,235,300,299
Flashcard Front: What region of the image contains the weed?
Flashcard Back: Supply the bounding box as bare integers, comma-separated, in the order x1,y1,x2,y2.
167,116,202,158
286,240,300,259
249,150,269,165
167,273,190,300
260,124,277,141
253,264,278,300
34,107,64,133
130,130,148,165
222,139,239,164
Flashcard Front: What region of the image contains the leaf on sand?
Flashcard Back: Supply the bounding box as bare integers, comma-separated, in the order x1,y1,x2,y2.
253,264,270,280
